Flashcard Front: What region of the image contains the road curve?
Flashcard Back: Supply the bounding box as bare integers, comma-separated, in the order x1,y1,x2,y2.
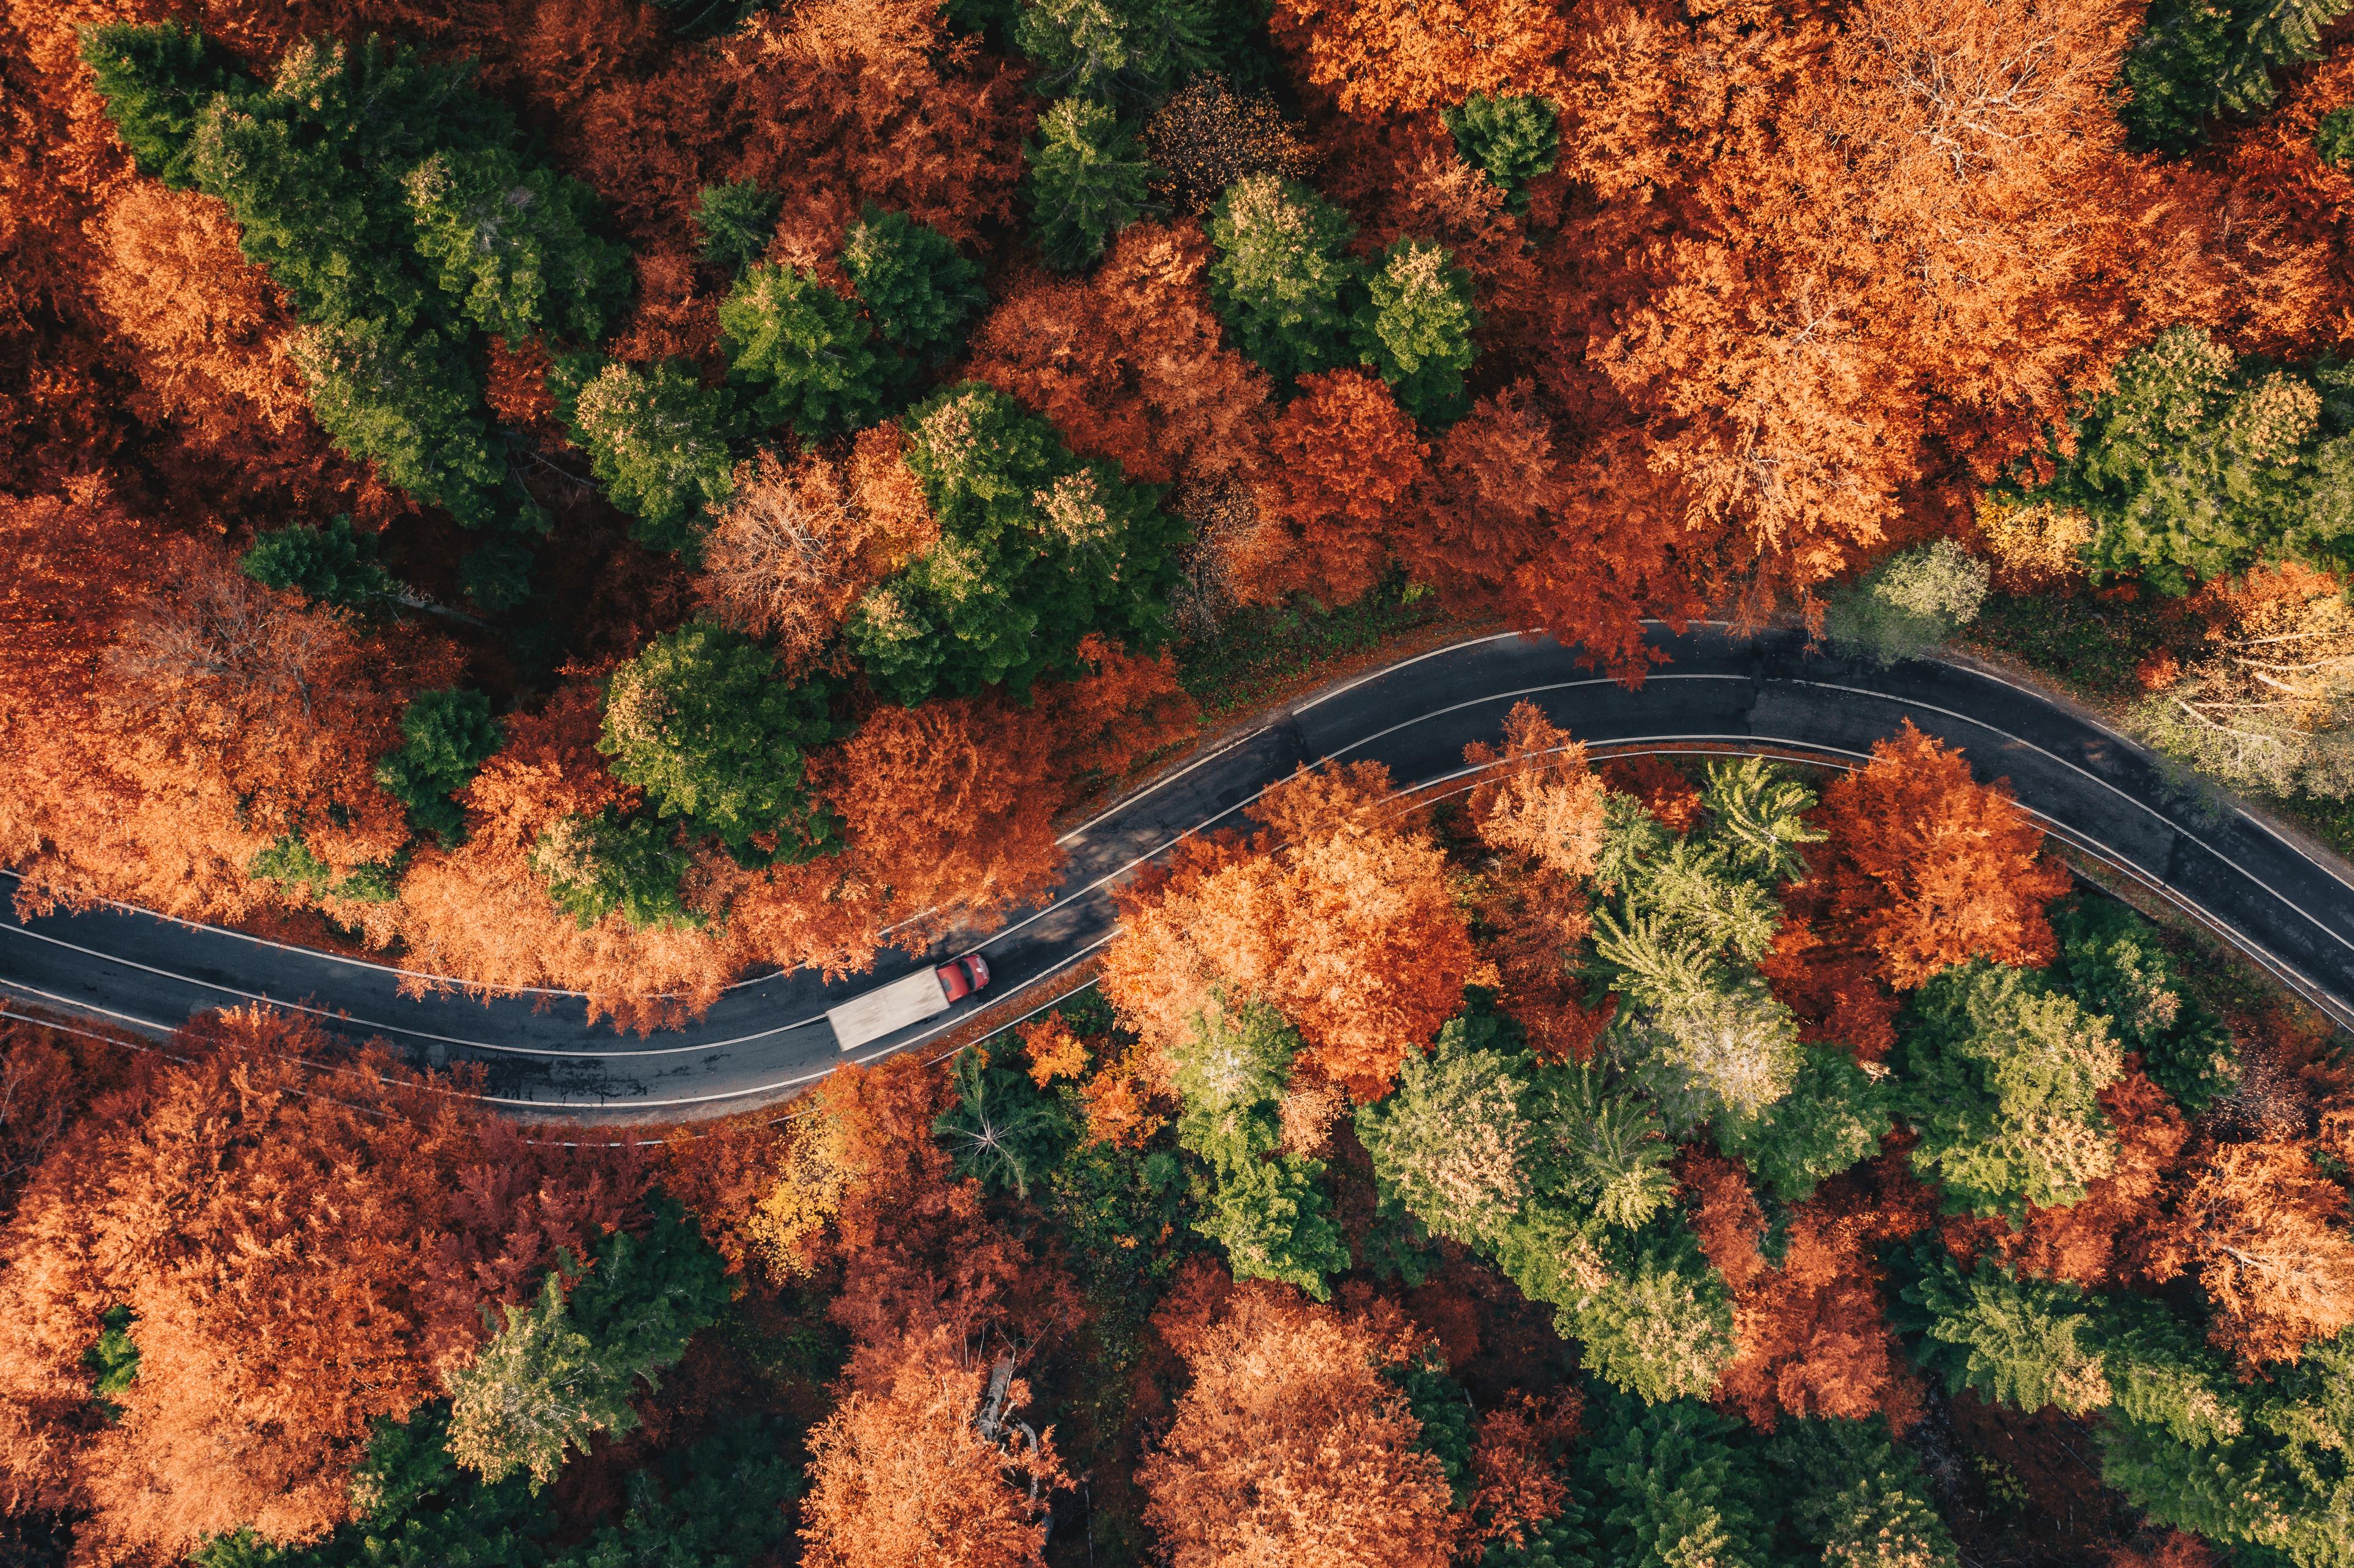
6,625,2352,1122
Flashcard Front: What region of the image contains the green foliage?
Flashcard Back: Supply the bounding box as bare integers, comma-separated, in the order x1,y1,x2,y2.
2120,0,2353,155
2018,326,2354,593
693,181,782,275
718,264,893,436
2051,897,2239,1109
1612,979,1805,1132
2099,1323,2354,1567
1350,239,1479,426
530,810,702,931
1388,1349,1476,1505
461,536,537,615
1896,959,2124,1218
851,382,1186,702
1710,1043,1895,1204
2319,104,2354,167
1579,1396,1772,1568
600,622,839,857
842,207,987,362
292,318,506,531
79,21,238,189
934,1047,1077,1199
375,688,501,842
1441,93,1560,212
239,515,400,611
566,359,740,555
1899,1247,2113,1416
1206,174,1362,384
404,147,629,344
1024,97,1158,273
1169,993,1295,1170
1014,0,1216,101
1562,1224,1739,1404
1354,1008,1534,1250
1823,539,1992,664
250,835,400,904
2100,1293,2250,1448
1762,1417,1959,1568
1696,755,1826,886
1526,1059,1678,1231
444,1198,732,1490
84,1304,139,1420
1192,1150,1350,1299
85,27,623,532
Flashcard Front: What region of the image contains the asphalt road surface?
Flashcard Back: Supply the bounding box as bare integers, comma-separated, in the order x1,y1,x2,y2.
7,625,2353,1123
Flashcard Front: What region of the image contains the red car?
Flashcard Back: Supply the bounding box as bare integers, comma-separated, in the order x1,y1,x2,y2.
935,952,991,1003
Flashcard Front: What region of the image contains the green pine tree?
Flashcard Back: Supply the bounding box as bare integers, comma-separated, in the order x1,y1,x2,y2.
238,515,400,611
1350,238,1480,425
718,262,893,436
529,810,703,932
842,207,987,363
1440,92,1560,213
566,359,741,555
1024,97,1159,273
692,180,782,274
599,622,839,858
404,147,630,344
1205,174,1361,384
375,688,502,842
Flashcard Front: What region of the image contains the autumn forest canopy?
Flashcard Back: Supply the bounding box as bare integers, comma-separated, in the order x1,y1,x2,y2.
12,0,2354,1561
9,0,2354,1014
5,725,2354,1568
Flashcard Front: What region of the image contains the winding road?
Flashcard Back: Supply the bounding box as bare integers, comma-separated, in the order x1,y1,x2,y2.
6,625,2353,1122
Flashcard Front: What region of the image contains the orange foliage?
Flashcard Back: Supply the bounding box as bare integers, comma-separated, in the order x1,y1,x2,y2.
1999,1072,2189,1290
1808,722,2071,991
0,1008,615,1553
1228,368,1426,607
1019,1016,1091,1087
1464,702,1608,880
1686,1148,1940,1431
1137,1285,1458,1568
801,1319,1065,1568
696,430,939,671
1271,0,1569,116
1465,1391,1580,1549
2147,1141,2354,1372
966,223,1273,489
1034,634,1200,787
1102,762,1477,1099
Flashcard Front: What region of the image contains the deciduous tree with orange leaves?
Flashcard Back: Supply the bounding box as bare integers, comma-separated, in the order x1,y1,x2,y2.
1808,721,2072,991
1137,1286,1458,1568
1103,761,1477,1098
2149,1140,2354,1371
801,1320,1065,1568
1227,368,1425,607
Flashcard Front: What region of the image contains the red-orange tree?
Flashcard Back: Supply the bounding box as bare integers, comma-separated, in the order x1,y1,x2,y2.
801,1320,1065,1568
1102,762,1477,1098
1137,1287,1457,1567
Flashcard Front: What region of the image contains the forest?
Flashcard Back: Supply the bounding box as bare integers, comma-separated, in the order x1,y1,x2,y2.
10,0,2354,1018
10,0,2354,1561
2,723,2351,1568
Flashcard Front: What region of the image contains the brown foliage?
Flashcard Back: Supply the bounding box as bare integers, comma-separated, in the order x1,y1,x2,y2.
695,431,939,670
801,1319,1065,1568
966,223,1273,490
0,1008,638,1553
2146,1140,2354,1371
1807,721,2071,991
1102,762,1477,1099
1137,1285,1458,1568
1999,1071,2189,1290
1463,702,1608,881
1228,368,1426,607
1689,1148,1940,1431
1271,0,1569,116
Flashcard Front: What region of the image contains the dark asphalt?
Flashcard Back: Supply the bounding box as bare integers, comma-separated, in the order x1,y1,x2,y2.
7,625,2351,1122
